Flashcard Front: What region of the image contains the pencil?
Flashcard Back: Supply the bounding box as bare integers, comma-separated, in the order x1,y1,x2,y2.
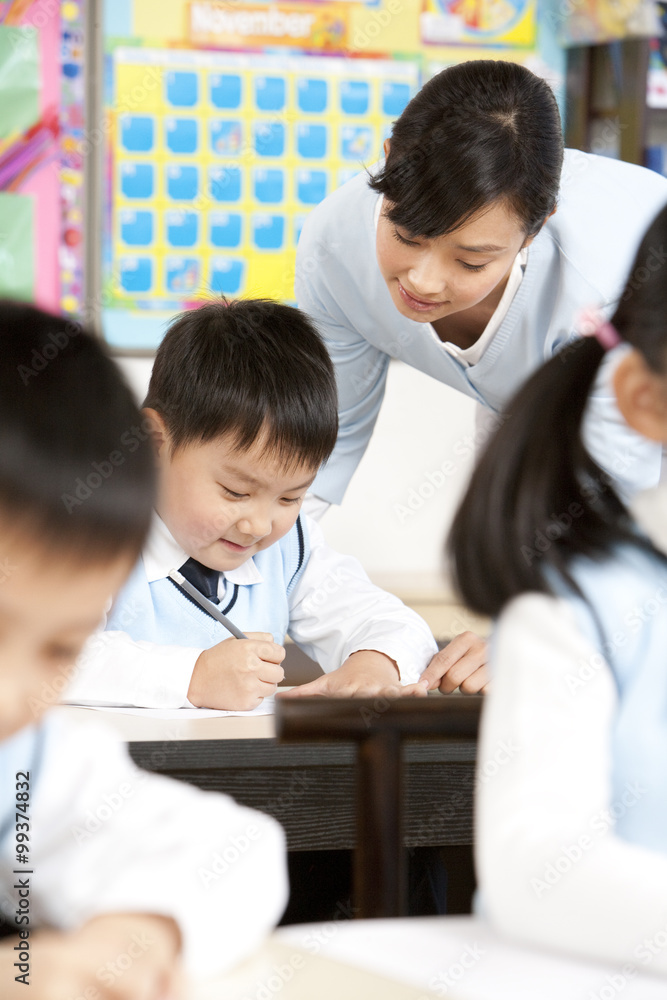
168,568,248,639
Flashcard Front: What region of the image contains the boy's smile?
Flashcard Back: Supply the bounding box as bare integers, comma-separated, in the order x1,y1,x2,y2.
148,414,316,572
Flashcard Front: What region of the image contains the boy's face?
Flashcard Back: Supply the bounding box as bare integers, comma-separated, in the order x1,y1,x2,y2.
376,198,534,325
149,419,316,572
0,533,132,739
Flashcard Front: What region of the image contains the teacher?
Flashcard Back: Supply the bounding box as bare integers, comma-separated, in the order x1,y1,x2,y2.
296,60,667,512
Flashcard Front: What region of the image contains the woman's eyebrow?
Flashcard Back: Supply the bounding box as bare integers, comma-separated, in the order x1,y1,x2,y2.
455,243,507,253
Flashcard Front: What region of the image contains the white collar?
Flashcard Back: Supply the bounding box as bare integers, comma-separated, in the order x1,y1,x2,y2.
630,483,667,556
143,514,263,587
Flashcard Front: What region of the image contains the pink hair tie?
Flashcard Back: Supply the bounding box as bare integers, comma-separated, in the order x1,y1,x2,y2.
578,308,622,351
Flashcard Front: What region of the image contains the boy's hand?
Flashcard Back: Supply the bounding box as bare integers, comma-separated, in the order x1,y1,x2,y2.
1,913,181,1000
277,649,429,699
188,633,285,710
418,632,489,694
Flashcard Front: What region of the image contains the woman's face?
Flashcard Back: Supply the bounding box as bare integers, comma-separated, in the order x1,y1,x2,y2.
376,197,535,324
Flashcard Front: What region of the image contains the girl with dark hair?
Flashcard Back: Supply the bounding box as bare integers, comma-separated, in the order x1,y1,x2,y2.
448,204,667,973
296,59,667,693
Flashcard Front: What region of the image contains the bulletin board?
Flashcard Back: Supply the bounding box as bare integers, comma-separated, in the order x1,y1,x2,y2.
101,0,565,350
0,0,85,314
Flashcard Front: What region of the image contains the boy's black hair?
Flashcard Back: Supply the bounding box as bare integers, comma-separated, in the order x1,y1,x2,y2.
448,203,667,618
370,60,563,240
144,298,339,470
0,301,155,564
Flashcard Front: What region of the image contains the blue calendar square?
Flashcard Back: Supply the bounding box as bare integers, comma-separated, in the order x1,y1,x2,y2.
298,79,327,114
383,82,411,117
119,257,152,293
165,118,198,154
166,211,198,247
255,76,286,111
252,215,284,250
254,122,285,158
120,116,154,153
341,126,374,161
120,163,154,200
166,165,199,201
254,169,284,204
210,120,242,156
340,81,370,115
210,73,242,109
166,71,198,107
296,170,326,205
165,257,200,294
209,166,241,202
210,212,242,248
211,257,244,295
297,124,326,159
120,210,153,246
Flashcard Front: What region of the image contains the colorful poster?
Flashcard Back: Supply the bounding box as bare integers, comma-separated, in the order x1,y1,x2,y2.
421,0,536,47
188,1,350,52
104,47,418,345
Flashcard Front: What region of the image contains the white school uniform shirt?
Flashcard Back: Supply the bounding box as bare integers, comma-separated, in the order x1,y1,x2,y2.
67,513,437,708
477,484,667,975
0,712,287,978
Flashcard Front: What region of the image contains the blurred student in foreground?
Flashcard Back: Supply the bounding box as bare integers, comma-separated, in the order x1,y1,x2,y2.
0,303,287,998
449,206,667,973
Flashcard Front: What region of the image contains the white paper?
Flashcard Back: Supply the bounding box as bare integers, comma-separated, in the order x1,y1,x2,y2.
61,696,276,720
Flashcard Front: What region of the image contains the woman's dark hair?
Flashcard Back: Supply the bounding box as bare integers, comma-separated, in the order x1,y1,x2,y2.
449,203,667,617
370,60,563,239
0,301,155,564
144,297,338,471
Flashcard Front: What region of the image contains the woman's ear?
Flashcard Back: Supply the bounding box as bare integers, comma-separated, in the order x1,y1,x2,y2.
521,206,558,250
613,349,667,443
142,407,171,457
383,137,390,158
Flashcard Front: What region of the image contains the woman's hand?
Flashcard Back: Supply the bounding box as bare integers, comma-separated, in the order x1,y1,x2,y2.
418,632,489,694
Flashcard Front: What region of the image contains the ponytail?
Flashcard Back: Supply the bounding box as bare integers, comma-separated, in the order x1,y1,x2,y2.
448,337,636,617
449,202,667,619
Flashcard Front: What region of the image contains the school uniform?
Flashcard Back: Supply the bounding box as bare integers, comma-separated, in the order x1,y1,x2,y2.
477,484,667,974
0,712,287,976
67,512,437,708
296,150,667,504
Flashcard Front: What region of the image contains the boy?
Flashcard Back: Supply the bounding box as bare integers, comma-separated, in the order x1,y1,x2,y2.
0,303,287,997
68,298,438,710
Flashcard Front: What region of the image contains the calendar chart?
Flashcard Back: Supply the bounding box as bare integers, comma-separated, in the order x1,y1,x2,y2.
108,48,419,324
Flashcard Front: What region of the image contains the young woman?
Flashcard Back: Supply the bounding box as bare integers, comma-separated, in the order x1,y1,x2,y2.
296,59,667,512
449,204,667,973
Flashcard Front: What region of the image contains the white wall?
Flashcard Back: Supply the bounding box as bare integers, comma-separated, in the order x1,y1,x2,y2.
116,355,477,597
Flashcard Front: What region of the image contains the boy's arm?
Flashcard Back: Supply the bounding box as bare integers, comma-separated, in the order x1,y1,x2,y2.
2,713,287,979
65,630,203,708
283,516,438,695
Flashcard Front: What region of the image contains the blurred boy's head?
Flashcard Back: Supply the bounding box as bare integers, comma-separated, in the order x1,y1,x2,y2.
143,298,338,571
0,302,155,737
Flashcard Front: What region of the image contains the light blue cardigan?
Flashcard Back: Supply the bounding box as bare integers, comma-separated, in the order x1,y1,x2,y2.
296,150,667,504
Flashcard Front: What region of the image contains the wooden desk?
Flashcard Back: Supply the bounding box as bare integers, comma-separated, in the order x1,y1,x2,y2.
57,698,477,853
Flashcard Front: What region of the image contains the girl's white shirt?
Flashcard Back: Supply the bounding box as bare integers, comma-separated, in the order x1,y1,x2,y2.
477,484,667,975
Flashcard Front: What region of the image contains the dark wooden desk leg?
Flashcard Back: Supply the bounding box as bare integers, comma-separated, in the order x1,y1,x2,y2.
354,730,406,919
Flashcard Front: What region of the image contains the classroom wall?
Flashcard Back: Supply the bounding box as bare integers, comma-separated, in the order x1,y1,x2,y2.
117,354,477,597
